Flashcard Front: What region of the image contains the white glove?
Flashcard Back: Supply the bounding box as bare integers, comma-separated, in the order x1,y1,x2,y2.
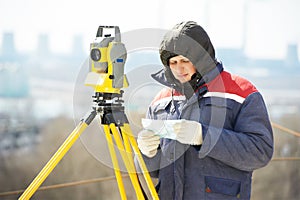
173,119,203,145
137,130,160,158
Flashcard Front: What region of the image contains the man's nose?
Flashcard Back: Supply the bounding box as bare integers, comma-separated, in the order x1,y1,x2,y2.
175,63,185,72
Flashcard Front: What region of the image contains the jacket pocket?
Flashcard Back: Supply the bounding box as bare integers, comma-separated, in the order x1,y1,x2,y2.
203,97,234,109
201,97,236,129
205,176,241,197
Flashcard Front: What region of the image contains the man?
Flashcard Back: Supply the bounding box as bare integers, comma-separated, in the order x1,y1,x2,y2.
137,21,273,199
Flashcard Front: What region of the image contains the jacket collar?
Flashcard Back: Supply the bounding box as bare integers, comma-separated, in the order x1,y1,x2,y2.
151,62,224,89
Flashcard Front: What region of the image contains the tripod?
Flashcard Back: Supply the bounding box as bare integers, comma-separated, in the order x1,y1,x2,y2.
18,90,159,199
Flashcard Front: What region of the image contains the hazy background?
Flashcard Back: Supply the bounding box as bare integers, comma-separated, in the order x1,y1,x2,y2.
1,0,300,199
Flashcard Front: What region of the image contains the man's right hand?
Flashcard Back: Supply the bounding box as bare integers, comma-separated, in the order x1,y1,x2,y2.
137,130,160,158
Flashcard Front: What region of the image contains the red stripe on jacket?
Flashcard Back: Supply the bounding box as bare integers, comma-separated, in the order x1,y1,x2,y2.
205,71,258,98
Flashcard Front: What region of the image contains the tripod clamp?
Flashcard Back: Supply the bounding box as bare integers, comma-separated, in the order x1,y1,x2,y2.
92,91,129,127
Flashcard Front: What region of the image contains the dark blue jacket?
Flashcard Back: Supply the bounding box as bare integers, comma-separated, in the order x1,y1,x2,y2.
142,64,273,200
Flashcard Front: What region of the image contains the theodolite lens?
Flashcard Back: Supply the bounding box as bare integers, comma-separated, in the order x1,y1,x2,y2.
90,49,101,61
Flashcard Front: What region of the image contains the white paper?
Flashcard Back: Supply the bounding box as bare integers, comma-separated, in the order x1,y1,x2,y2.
141,118,181,140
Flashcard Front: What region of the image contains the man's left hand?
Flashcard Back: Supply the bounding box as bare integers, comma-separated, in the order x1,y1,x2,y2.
173,119,203,145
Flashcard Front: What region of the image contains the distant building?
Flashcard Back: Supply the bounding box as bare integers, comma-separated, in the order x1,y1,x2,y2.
1,32,16,59
216,43,300,78
71,35,86,57
0,32,29,97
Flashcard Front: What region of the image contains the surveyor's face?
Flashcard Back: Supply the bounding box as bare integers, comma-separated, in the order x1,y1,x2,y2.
169,55,197,83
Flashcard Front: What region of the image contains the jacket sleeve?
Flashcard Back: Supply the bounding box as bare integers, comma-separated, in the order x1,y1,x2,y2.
199,92,274,171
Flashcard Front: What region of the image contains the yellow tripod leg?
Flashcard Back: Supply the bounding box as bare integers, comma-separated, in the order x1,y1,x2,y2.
103,125,127,200
120,125,148,199
109,124,145,200
19,120,89,200
121,124,159,200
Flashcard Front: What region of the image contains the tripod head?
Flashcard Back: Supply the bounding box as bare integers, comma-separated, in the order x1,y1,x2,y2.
85,26,128,94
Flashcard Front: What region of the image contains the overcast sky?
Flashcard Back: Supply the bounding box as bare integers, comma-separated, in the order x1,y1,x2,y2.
0,0,299,59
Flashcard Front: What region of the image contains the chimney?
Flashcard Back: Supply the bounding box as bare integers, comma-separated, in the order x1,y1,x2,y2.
285,44,299,67
1,32,17,57
37,34,51,57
